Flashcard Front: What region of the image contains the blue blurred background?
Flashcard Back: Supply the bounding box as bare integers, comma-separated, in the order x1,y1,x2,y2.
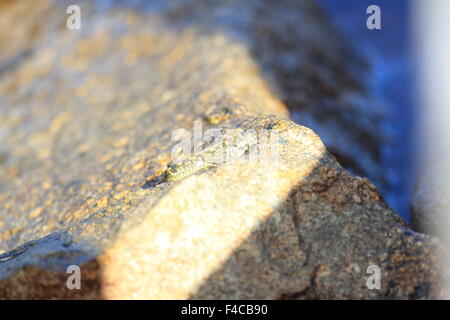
317,0,414,220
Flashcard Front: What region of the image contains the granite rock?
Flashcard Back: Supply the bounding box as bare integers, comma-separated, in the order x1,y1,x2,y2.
0,0,445,299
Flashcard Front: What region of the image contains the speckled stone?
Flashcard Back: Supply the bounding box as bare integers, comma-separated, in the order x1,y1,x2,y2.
0,0,446,299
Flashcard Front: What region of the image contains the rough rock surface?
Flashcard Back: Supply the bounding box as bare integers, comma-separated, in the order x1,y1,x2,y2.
97,116,446,300
0,0,446,299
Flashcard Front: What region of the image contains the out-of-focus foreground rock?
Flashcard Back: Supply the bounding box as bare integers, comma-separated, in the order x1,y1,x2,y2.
412,164,450,241
0,0,446,299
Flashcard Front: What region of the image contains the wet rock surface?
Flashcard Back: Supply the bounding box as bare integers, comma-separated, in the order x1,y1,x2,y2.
0,0,446,299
